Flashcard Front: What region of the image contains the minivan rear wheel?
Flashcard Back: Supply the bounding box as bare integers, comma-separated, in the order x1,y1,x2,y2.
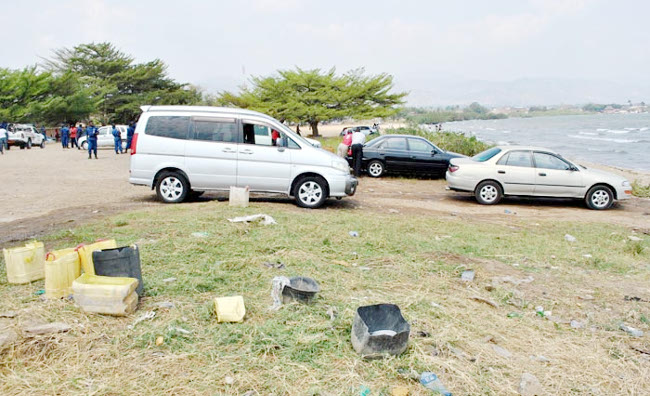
294,176,328,209
156,172,189,203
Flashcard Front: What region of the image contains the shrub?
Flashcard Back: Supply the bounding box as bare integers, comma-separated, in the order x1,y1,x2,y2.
386,127,492,156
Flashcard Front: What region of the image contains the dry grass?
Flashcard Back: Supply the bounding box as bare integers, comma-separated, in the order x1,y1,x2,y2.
1,199,649,395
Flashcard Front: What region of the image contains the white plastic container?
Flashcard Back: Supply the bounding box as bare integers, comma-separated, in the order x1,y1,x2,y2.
45,249,81,299
229,186,249,207
3,241,45,284
76,239,117,275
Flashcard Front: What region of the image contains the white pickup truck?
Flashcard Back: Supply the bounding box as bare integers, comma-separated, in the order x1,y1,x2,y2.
7,124,45,149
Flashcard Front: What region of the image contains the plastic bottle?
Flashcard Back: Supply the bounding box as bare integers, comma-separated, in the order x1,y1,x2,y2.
420,372,452,396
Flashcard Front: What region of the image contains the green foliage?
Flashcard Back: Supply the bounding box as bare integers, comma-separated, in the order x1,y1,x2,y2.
631,181,650,198
0,67,53,122
402,103,507,125
386,126,492,156
42,42,201,124
217,67,406,136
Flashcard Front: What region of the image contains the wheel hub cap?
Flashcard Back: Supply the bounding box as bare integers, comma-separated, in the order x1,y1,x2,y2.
481,186,497,202
298,181,322,205
161,177,183,200
592,190,610,208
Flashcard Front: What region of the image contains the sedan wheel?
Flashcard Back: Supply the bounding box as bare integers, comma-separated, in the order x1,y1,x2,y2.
156,173,189,203
585,185,613,210
475,180,503,205
367,160,385,177
295,176,327,208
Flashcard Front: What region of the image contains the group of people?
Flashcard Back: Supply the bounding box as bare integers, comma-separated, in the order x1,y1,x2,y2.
337,127,366,176
59,124,82,149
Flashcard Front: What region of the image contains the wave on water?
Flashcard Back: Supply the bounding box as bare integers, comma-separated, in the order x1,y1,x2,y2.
579,132,598,136
596,128,608,131
568,134,641,143
606,129,630,134
485,127,496,131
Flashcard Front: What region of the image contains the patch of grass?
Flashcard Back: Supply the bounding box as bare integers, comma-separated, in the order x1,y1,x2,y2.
0,202,649,394
632,180,650,198
385,127,492,156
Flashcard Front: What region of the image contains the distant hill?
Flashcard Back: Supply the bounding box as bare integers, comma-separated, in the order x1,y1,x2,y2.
402,78,650,107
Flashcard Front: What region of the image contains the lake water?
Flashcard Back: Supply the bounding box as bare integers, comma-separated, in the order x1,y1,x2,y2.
442,113,650,171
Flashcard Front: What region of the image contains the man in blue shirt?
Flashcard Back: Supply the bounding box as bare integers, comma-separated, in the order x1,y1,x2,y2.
112,124,123,154
60,124,70,149
86,123,99,159
126,122,135,152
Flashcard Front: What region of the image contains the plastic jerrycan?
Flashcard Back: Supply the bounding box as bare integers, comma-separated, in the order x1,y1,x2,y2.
72,273,139,316
45,249,81,299
76,239,117,275
3,241,45,284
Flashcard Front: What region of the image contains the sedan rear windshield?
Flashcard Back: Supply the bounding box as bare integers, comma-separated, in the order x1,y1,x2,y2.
471,147,501,162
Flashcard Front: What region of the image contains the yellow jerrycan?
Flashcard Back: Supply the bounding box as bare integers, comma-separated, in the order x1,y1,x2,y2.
72,273,139,316
214,296,246,322
2,241,45,284
45,249,82,299
76,239,117,275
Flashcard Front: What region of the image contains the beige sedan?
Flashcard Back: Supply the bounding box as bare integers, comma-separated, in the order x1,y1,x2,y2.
446,146,633,210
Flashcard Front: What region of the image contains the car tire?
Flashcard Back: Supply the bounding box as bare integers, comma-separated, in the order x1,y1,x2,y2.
367,160,385,178
81,141,87,150
20,144,25,150
294,176,328,209
26,139,32,149
585,185,613,210
156,172,189,203
475,180,503,205
40,140,45,149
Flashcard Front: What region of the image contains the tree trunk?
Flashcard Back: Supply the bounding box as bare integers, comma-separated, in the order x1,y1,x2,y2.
295,124,301,136
309,121,319,137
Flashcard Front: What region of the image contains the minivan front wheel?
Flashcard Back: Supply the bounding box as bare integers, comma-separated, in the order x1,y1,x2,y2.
294,176,328,209
156,172,189,203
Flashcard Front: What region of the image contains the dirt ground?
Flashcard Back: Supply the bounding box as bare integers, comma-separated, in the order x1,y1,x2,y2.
1,142,649,245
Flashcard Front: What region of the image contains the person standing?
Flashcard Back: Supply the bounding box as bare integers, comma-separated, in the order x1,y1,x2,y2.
0,125,7,154
69,124,79,149
350,128,365,176
86,123,98,159
337,128,353,158
126,122,135,151
60,124,70,148
112,124,123,154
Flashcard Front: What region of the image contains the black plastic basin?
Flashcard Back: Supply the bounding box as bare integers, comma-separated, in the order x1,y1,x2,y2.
282,276,320,304
351,304,410,358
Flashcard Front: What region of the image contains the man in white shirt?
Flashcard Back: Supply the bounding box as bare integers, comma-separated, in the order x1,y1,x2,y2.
0,127,7,154
350,128,366,176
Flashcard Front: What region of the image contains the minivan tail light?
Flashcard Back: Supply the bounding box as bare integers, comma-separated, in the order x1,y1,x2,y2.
130,133,138,155
449,165,459,173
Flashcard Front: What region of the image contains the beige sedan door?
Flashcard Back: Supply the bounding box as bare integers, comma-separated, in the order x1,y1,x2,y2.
495,150,536,195
532,152,584,197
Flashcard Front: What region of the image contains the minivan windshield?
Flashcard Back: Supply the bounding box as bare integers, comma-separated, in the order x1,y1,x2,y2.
471,147,502,162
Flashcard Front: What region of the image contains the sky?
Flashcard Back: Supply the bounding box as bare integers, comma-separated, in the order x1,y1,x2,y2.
3,0,650,105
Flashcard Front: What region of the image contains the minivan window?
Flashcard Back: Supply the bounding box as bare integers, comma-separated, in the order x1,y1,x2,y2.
191,118,237,143
145,116,190,139
243,122,276,146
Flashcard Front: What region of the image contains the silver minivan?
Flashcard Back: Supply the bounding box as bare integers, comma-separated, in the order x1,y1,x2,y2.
129,105,358,208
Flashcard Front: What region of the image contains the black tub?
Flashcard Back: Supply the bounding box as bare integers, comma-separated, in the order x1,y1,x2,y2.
351,304,410,358
92,245,144,296
282,276,320,303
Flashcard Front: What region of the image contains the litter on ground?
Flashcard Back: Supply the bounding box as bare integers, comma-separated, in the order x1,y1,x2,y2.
228,214,276,225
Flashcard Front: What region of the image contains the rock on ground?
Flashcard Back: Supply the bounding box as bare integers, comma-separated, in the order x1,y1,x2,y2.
23,322,71,336
518,372,543,395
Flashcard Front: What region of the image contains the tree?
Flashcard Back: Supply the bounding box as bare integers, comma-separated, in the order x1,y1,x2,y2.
0,67,53,122
218,67,406,136
42,42,200,123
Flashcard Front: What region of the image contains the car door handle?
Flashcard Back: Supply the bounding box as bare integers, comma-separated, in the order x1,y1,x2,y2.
410,155,416,159
239,150,253,155
538,172,546,176
379,153,385,156
222,148,236,153
498,170,506,174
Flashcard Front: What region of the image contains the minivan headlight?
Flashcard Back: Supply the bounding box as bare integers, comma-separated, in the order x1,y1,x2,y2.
332,159,349,173
622,180,631,188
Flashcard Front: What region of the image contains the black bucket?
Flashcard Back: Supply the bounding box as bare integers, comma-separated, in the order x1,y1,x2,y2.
282,276,320,304
92,245,144,296
351,304,410,358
